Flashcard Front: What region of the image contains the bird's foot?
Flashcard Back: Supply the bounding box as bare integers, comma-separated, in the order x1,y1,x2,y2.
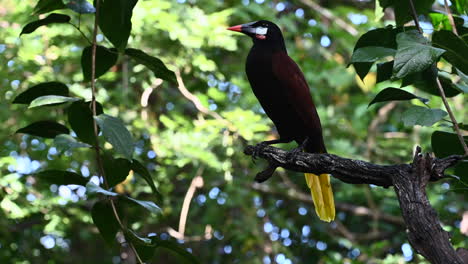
286,138,309,163
286,146,303,163
251,142,269,163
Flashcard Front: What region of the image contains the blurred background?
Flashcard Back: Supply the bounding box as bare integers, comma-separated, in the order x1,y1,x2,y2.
0,0,466,263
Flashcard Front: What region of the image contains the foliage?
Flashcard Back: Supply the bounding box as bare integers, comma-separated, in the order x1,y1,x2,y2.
0,0,466,263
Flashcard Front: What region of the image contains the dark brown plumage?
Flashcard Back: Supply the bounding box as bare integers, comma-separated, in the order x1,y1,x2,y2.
228,20,335,221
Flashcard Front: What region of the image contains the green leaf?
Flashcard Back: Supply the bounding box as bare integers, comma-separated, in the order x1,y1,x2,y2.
81,45,118,81
29,95,79,108
103,154,131,187
20,13,70,35
12,82,69,104
454,68,468,93
124,230,156,261
393,30,446,79
353,63,373,81
125,48,176,83
67,101,103,145
429,13,465,32
33,0,66,15
53,134,91,152
94,114,134,160
153,238,201,264
86,181,119,197
376,61,394,83
16,121,69,138
431,131,468,157
354,26,399,50
131,159,162,201
432,30,468,75
121,196,161,215
379,0,433,26
457,68,468,83
454,0,467,15
98,0,138,51
402,66,461,97
35,170,87,185
401,106,447,127
368,88,427,107
350,47,395,63
351,26,400,80
124,231,201,263
66,0,96,14
91,201,120,246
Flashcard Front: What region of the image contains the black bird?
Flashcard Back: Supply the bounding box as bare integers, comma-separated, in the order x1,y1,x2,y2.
228,20,335,221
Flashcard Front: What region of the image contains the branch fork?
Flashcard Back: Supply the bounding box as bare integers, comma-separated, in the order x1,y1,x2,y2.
244,144,465,263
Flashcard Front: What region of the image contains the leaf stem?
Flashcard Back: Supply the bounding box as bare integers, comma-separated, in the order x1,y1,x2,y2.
68,22,92,45
407,0,468,156
89,1,144,263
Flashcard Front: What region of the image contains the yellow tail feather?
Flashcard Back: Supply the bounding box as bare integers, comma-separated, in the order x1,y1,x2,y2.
305,173,335,222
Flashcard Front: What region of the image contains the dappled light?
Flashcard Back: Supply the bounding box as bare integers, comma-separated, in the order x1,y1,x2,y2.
0,0,466,263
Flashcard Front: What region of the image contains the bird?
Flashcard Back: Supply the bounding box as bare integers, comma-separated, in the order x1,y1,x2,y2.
227,20,335,222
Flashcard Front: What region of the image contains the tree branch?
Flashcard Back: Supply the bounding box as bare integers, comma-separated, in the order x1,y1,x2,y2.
244,144,465,263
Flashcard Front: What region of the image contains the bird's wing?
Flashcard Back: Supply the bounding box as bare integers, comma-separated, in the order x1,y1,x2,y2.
271,52,323,146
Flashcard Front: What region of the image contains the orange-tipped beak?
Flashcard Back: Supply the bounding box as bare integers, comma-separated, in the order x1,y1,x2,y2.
227,25,242,32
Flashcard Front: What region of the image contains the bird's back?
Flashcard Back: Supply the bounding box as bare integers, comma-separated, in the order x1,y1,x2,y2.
246,46,326,153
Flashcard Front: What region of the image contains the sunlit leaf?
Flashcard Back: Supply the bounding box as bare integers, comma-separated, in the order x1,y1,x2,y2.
12,82,69,104
16,121,69,138
35,170,88,185
125,48,176,83
368,87,427,107
29,95,79,108
98,0,138,51
95,114,134,160
432,30,468,75
401,106,447,127
453,0,467,15
91,201,120,246
20,13,70,35
393,30,445,79
429,13,465,32
81,45,118,81
66,0,96,14
103,154,131,187
67,101,103,145
131,159,162,201
53,134,91,152
33,0,66,15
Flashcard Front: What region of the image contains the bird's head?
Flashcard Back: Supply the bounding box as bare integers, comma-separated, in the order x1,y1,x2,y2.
227,20,284,45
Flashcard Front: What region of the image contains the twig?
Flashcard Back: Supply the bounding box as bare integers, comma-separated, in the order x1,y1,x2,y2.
299,0,359,36
443,0,459,36
89,2,143,263
178,168,204,237
407,0,468,155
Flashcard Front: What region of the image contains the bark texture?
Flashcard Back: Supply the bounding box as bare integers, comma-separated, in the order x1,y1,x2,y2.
244,145,466,264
